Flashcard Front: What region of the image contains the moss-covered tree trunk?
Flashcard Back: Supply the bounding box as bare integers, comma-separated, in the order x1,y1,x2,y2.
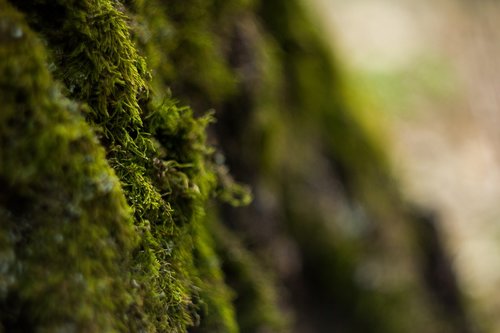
0,0,477,332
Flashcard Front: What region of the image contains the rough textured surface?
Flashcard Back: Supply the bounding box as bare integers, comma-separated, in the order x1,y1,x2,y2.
0,2,136,331
1,0,240,331
0,0,475,332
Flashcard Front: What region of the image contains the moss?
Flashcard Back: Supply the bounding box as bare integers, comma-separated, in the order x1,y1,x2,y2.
126,0,239,107
191,211,238,333
9,2,201,330
0,1,136,331
0,0,473,332
212,221,288,333
0,1,196,332
4,0,257,331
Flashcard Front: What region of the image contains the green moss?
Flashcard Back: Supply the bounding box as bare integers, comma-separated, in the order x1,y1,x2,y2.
191,211,238,333
126,0,238,106
213,222,288,333
5,0,255,331
10,2,202,330
0,2,136,331
1,0,470,332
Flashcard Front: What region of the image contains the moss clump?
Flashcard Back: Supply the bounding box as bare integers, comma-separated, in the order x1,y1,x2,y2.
3,0,244,331
0,0,475,332
0,2,136,331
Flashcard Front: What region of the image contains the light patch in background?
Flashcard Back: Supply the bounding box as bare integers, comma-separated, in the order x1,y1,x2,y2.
308,0,500,330
313,0,426,70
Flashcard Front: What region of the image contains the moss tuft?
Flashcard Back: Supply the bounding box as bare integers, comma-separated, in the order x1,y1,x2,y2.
0,2,136,331
3,0,245,331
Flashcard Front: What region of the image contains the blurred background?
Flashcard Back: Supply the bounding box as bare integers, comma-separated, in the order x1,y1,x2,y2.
308,0,500,330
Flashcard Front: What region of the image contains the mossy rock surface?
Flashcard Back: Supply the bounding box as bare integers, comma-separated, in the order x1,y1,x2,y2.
0,0,475,332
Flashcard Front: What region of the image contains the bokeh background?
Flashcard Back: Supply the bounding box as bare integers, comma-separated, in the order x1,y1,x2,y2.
309,0,500,330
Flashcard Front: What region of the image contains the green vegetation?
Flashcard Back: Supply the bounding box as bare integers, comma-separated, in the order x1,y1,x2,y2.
0,0,476,332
